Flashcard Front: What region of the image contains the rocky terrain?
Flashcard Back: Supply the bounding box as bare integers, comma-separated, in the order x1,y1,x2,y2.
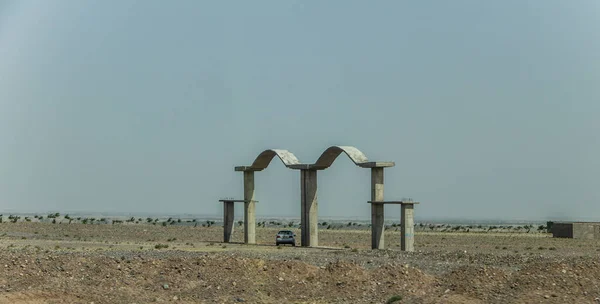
1,222,600,303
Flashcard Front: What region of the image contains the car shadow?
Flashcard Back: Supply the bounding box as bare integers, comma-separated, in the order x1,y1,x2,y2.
205,240,344,250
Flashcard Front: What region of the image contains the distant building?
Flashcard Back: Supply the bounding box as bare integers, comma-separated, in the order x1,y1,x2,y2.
550,222,600,239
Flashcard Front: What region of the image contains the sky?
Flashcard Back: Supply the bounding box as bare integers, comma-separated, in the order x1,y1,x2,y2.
0,0,599,221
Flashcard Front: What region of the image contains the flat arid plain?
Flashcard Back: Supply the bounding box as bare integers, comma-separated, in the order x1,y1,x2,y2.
1,218,600,304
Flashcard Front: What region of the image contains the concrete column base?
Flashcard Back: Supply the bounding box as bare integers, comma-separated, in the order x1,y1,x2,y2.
223,201,234,243
244,171,256,244
301,169,318,247
371,167,385,249
371,203,385,249
401,203,415,251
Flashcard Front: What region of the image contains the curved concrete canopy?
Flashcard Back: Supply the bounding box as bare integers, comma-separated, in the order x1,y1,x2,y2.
235,149,301,171
315,146,367,168
310,146,395,170
236,146,395,171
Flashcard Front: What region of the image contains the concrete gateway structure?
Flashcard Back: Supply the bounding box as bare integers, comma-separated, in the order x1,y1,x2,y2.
221,146,420,251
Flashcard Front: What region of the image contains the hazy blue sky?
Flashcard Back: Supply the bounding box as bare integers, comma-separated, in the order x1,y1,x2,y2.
1,1,599,221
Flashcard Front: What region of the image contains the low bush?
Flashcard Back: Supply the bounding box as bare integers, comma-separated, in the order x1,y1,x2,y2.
386,295,402,304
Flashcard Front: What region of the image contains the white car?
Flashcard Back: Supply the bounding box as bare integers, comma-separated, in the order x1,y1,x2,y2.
275,230,296,246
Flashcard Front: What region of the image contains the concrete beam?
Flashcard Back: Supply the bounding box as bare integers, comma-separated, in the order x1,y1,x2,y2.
223,201,234,243
357,161,395,168
235,166,262,172
243,171,256,244
288,162,394,170
288,164,319,170
301,169,318,247
401,203,416,251
371,167,385,249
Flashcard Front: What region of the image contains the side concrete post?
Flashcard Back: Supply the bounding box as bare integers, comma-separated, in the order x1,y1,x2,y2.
243,171,256,244
401,203,415,251
223,201,234,243
371,167,385,249
301,169,318,247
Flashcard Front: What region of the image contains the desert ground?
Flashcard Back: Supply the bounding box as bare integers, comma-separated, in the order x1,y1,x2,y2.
1,219,600,304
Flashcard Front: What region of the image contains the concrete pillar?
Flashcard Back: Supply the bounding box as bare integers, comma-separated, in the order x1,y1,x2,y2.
301,169,318,247
223,201,234,243
371,167,385,249
401,203,415,252
243,171,256,244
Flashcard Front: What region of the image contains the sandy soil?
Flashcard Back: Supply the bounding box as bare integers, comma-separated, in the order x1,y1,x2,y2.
1,222,600,303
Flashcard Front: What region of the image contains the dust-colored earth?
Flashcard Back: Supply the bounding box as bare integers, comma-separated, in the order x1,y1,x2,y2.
1,222,600,303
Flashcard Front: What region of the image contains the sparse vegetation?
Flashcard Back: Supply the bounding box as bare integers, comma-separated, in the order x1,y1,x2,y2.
538,225,546,231
386,295,403,304
0,218,598,303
